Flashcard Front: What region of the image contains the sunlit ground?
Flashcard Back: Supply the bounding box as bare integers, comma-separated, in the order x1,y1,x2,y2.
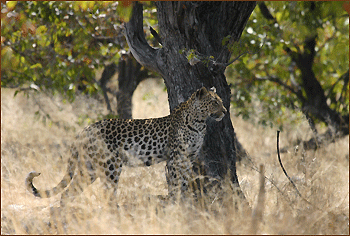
1,79,349,234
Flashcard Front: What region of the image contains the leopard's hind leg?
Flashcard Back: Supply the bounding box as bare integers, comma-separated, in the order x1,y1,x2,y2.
100,155,123,208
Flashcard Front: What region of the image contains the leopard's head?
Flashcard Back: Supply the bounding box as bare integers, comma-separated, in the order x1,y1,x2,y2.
193,87,227,121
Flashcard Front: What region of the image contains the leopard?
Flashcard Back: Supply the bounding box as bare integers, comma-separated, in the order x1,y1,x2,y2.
25,86,227,206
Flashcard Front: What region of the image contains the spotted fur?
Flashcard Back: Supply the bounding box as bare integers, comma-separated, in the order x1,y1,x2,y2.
25,87,226,206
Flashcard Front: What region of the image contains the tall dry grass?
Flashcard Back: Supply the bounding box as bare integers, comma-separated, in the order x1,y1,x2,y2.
1,79,349,234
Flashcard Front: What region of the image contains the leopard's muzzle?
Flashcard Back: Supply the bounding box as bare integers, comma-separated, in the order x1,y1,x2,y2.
211,106,227,121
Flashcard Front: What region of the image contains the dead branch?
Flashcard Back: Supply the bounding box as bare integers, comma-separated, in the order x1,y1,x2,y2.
277,131,325,212
277,130,302,197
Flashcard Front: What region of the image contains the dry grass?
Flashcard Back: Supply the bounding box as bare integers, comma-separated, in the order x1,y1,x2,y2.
1,79,349,234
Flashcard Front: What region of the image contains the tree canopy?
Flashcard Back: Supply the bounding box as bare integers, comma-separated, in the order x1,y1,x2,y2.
2,1,348,138
1,1,133,100
227,1,349,135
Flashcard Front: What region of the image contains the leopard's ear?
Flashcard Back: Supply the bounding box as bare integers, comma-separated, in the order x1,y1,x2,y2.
196,87,208,100
209,87,216,93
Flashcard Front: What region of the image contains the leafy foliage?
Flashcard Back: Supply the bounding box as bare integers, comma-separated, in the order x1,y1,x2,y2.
227,2,349,129
1,1,132,101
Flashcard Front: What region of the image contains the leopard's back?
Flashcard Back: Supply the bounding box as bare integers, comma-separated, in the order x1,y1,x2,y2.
84,117,171,167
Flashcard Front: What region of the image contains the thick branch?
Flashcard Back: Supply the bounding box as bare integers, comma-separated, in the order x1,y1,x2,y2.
124,2,160,73
258,2,276,22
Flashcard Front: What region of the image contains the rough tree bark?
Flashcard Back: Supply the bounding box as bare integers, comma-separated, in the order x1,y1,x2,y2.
125,1,256,199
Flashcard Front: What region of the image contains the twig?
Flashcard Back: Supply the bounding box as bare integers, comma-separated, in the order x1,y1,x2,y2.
218,36,267,68
277,130,302,197
277,131,324,211
222,51,252,67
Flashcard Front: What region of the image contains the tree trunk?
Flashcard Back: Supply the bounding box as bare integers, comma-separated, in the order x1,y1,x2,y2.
125,1,256,199
116,53,148,119
99,63,118,113
286,36,349,134
97,55,150,119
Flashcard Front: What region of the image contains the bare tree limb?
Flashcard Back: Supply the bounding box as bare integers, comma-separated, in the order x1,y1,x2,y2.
124,2,160,73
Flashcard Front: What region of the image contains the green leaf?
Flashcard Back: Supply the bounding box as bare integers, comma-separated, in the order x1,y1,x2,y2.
6,1,17,9
13,90,20,97
30,63,42,69
36,25,47,34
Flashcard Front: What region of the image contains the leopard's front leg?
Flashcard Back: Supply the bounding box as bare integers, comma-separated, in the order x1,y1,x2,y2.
166,146,195,200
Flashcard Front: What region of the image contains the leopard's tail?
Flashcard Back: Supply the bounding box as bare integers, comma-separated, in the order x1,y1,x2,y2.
25,157,77,198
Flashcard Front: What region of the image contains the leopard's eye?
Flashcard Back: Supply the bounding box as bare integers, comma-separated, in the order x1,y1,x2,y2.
213,100,219,106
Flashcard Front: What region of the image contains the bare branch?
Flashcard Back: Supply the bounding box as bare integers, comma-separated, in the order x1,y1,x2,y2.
98,63,118,113
124,2,160,73
277,130,302,198
222,51,251,67
277,131,329,212
213,36,267,68
242,150,294,206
